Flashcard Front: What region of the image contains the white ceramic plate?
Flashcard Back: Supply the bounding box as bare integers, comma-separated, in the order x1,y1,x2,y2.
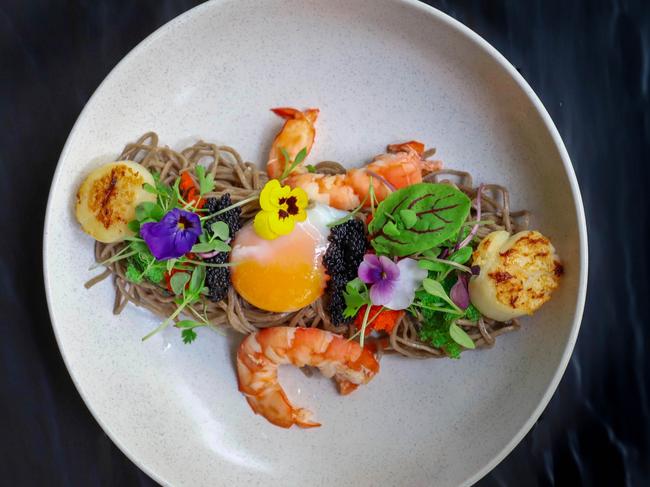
43,1,587,485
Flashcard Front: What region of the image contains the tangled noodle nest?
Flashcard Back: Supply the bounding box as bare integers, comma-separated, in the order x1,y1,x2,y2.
87,133,531,358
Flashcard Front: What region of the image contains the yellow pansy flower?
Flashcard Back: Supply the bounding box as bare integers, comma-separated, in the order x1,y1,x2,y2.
254,179,308,240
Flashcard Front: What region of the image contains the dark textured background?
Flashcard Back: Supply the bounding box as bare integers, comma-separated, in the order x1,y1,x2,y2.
1,0,648,485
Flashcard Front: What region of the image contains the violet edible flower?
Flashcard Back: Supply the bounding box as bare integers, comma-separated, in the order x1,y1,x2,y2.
140,208,202,260
358,254,428,310
450,273,470,310
358,254,400,306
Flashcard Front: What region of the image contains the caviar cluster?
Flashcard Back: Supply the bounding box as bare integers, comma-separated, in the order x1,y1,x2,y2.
203,194,241,303
323,218,368,324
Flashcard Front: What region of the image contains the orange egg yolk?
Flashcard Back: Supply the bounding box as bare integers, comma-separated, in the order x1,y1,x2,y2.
230,221,327,313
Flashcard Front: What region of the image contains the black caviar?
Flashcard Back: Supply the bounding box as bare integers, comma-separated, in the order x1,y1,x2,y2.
205,251,230,303
203,193,241,303
204,193,241,238
323,218,368,324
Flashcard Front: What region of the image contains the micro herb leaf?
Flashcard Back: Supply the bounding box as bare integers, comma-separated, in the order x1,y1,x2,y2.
449,322,476,349
181,328,197,344
191,241,231,253
135,202,164,222
422,278,460,311
166,258,177,272
399,209,417,229
279,146,309,181
188,265,205,296
368,183,471,257
342,278,371,318
143,183,157,195
210,221,230,241
127,220,140,233
306,164,316,173
175,320,201,329
422,247,441,259
418,259,446,271
170,272,190,295
294,147,308,166
196,165,215,195
448,246,473,265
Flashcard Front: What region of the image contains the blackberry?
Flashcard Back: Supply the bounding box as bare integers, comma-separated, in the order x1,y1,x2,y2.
204,193,241,238
205,251,230,303
323,218,369,324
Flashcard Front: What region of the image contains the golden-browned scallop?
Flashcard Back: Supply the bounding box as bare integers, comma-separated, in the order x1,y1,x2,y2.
468,230,563,322
75,161,156,243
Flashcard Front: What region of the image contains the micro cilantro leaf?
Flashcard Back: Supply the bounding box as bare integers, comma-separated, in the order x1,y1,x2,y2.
449,322,476,349
210,221,230,241
196,165,215,195
181,328,197,344
342,278,371,318
170,272,190,295
399,209,417,229
306,165,316,173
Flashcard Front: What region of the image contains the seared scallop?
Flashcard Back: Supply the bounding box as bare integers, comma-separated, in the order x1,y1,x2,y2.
468,230,563,321
75,161,156,243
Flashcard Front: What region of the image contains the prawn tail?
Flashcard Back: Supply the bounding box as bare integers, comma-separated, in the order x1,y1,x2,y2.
336,379,359,396
387,140,425,155
270,107,319,124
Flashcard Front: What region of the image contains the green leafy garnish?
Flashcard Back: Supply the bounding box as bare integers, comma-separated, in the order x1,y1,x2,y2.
181,328,198,344
306,164,316,173
135,201,164,223
342,278,371,319
422,278,461,312
190,241,231,253
279,147,308,181
415,273,481,357
448,246,472,264
170,272,190,295
449,323,475,349
368,183,471,256
195,165,215,196
210,221,230,241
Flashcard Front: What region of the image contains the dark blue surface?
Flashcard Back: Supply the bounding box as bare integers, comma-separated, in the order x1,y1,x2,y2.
1,0,648,485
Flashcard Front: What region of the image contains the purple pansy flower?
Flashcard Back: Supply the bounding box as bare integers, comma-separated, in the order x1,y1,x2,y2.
140,208,202,260
358,254,400,306
358,254,428,310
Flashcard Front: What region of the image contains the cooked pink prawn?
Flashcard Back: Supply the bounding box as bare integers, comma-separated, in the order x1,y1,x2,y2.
267,107,319,180
286,142,442,211
237,326,380,428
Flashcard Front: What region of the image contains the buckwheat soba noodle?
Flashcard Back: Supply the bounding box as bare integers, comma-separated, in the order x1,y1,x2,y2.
85,131,531,358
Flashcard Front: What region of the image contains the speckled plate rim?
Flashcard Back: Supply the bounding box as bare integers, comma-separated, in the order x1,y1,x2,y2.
43,1,588,485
